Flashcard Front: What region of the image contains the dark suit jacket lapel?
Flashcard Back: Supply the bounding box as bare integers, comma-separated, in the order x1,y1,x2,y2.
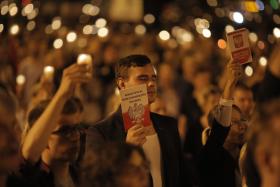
112,107,126,141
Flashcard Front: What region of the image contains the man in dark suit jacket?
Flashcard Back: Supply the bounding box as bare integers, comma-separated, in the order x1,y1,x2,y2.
86,55,186,187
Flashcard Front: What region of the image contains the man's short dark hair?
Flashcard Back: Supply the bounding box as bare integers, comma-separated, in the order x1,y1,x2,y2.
115,54,151,80
27,97,83,127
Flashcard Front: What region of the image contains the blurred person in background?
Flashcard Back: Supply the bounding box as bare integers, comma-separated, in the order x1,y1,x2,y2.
158,63,180,117
81,142,150,187
245,100,280,187
0,83,20,187
149,97,167,116
199,85,221,129
244,98,280,187
243,43,280,187
95,43,120,115
18,40,44,109
198,60,247,187
181,66,213,163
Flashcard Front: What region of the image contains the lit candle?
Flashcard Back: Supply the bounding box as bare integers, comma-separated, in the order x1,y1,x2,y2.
77,54,93,77
44,66,55,81
16,74,26,85
77,54,92,65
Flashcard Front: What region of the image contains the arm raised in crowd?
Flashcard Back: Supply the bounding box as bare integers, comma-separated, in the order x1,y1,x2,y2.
22,63,90,163
216,60,242,126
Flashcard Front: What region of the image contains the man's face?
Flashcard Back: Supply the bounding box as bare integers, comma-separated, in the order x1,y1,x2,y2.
121,64,157,104
234,89,254,118
47,112,81,162
226,109,248,146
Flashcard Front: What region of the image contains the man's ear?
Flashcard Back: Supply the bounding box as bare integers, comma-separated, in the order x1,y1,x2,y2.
117,77,126,90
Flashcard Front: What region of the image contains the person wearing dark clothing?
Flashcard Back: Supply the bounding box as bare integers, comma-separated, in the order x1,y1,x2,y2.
8,64,90,187
244,44,280,187
7,159,79,187
86,55,187,187
198,117,242,187
198,60,246,187
87,107,185,187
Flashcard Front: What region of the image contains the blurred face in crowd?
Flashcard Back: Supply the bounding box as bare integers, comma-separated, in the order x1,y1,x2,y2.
226,108,247,146
121,64,157,104
193,71,211,90
202,92,221,113
182,58,196,82
116,150,149,187
104,45,118,64
46,112,81,162
233,89,254,118
158,64,175,88
254,115,280,187
0,123,20,174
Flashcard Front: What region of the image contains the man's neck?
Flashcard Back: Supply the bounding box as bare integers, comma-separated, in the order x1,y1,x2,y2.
0,175,6,187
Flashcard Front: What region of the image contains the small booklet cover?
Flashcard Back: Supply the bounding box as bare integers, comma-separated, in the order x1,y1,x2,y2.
120,84,151,131
226,28,253,64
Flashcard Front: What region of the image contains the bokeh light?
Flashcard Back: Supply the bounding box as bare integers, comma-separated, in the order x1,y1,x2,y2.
135,24,146,35
52,17,62,30
206,0,218,7
66,32,77,42
144,14,155,24
53,38,63,49
9,4,18,16
10,24,20,35
232,12,244,24
273,27,280,38
0,24,4,33
23,4,34,15
245,65,254,77
249,32,258,42
97,27,109,38
259,56,267,66
202,29,211,38
45,25,53,34
82,4,100,16
159,30,170,41
16,75,26,85
83,25,93,35
95,18,107,28
225,25,235,33
1,4,9,15
26,21,36,31
217,39,227,49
